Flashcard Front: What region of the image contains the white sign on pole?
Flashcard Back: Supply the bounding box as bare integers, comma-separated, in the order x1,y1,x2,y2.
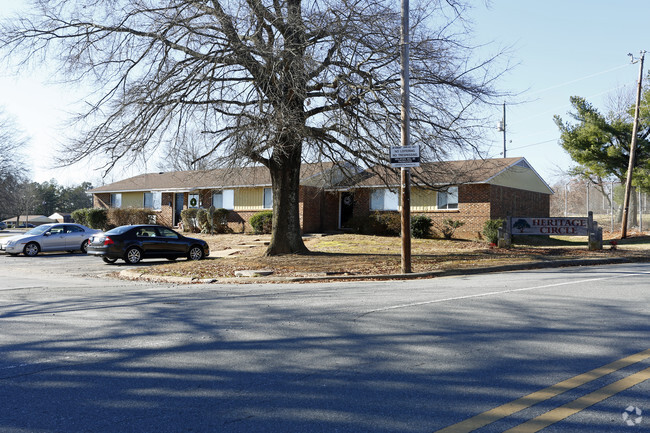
390,145,420,168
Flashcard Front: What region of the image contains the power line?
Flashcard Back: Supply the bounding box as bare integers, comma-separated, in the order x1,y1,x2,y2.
507,138,557,151
526,63,630,97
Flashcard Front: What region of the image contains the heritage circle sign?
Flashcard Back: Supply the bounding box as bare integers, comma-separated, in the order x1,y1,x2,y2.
510,217,589,236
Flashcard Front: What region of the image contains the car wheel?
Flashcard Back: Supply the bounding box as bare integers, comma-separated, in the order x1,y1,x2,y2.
80,240,89,253
124,247,142,264
24,242,40,257
187,245,204,261
102,257,118,264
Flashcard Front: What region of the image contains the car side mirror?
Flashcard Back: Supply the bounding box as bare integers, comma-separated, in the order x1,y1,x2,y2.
44,232,50,236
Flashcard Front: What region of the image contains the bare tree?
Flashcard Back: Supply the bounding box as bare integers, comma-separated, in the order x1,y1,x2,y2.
1,0,506,254
0,109,29,220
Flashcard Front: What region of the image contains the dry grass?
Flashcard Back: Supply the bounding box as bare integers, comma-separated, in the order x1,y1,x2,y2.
138,232,650,280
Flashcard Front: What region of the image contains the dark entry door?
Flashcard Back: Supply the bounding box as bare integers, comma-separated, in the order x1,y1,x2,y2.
175,193,184,226
340,192,354,228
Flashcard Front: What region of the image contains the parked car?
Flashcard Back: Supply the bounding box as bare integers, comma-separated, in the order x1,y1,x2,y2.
0,223,101,256
86,224,210,264
0,221,6,230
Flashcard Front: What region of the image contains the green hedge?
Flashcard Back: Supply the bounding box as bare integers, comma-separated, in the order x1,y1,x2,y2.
250,211,273,234
72,208,108,230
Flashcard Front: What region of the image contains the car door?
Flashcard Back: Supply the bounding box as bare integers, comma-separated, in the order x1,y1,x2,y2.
42,225,67,251
63,225,86,250
134,227,165,257
154,227,187,256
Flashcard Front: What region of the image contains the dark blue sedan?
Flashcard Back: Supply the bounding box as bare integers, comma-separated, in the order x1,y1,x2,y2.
87,224,210,264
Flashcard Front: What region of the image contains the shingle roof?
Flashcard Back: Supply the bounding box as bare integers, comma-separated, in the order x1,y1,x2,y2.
88,158,553,195
351,157,538,187
88,162,347,193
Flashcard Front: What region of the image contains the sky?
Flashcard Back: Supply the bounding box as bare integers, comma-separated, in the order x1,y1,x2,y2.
0,0,648,187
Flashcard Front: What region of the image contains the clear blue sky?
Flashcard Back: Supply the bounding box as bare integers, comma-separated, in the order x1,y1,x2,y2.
0,0,647,186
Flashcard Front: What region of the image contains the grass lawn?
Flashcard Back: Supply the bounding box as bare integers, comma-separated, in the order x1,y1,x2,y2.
139,232,650,280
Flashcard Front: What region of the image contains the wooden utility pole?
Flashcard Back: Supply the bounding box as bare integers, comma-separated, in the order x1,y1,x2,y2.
400,0,411,273
501,102,507,158
621,50,645,238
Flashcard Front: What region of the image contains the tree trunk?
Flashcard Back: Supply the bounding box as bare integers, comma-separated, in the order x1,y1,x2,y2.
264,148,309,256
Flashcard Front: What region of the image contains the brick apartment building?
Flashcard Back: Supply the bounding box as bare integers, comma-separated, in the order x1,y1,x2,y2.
88,157,553,237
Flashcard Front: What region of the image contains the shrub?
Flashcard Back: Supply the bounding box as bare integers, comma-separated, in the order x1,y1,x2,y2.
250,211,273,234
347,212,401,236
72,208,108,230
108,208,153,228
71,208,88,226
212,208,233,234
197,208,209,233
196,207,233,234
87,208,108,230
438,219,465,240
370,212,401,236
411,215,432,239
181,208,199,232
483,218,504,244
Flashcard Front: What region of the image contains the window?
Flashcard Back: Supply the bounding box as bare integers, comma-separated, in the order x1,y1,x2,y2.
156,227,179,239
263,188,273,209
370,189,399,211
111,193,122,208
143,192,162,210
437,186,458,210
212,189,234,210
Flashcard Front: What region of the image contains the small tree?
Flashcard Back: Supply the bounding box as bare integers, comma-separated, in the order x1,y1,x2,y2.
482,219,504,244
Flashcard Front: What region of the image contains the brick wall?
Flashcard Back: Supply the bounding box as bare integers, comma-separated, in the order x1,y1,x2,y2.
300,186,323,233
322,191,340,231
345,184,551,239
490,185,550,219
94,193,111,209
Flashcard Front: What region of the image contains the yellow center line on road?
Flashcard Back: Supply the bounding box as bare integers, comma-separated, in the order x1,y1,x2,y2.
433,348,650,433
504,366,650,433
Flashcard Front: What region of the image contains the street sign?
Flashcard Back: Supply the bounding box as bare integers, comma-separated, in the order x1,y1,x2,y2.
390,145,420,168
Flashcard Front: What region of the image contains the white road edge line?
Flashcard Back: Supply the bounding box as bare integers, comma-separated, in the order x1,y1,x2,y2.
361,270,650,316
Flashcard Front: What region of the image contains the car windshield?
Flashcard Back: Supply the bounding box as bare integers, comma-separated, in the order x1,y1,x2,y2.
25,225,51,235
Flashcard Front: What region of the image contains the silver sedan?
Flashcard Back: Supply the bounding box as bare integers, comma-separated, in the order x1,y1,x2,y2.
0,223,101,257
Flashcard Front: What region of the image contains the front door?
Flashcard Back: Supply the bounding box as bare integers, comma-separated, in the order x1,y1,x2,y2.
174,193,184,226
340,192,354,228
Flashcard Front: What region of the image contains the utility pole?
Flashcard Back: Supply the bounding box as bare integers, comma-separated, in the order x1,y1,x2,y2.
400,0,411,273
621,50,645,238
499,102,507,158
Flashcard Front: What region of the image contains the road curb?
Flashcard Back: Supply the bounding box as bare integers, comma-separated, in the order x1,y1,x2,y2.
118,255,648,284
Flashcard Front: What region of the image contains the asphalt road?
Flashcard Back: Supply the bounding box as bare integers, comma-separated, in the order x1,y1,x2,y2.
0,253,649,433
